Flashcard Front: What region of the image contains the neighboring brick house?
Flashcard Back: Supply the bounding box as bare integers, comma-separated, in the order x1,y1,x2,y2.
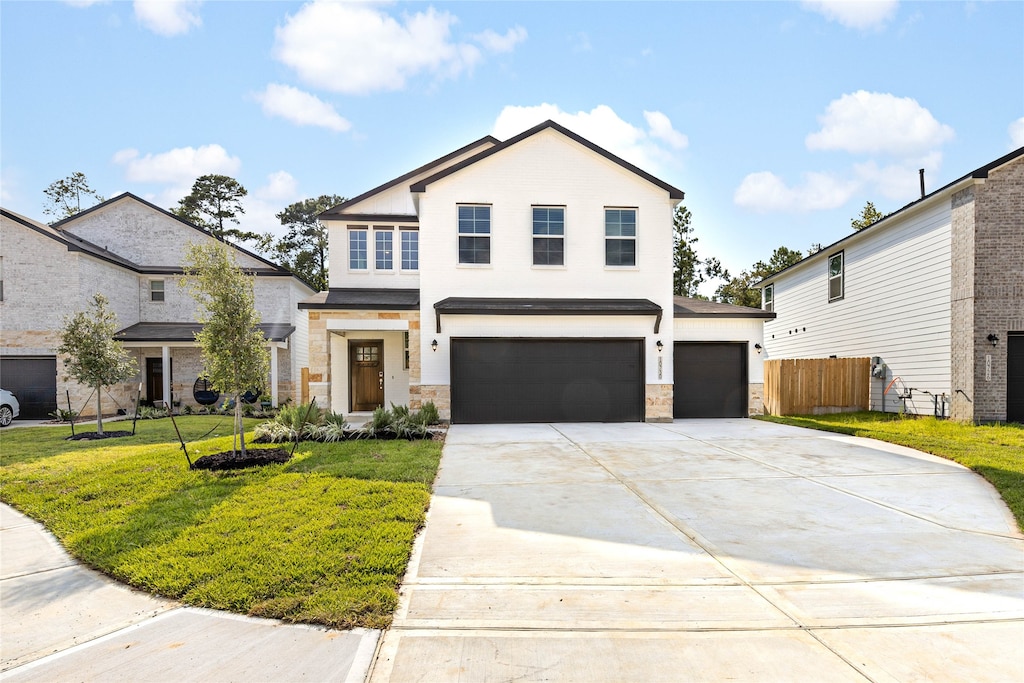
759,146,1024,423
0,194,314,418
302,120,771,423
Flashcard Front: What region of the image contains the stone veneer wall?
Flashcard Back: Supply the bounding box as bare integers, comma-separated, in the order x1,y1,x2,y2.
410,385,451,421
305,309,420,413
970,159,1024,422
748,383,765,416
645,384,673,422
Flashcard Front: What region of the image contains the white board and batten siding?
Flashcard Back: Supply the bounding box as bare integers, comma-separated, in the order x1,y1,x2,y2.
764,201,952,415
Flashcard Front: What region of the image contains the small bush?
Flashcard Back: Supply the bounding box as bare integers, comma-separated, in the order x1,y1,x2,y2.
253,421,297,443
137,405,169,420
49,408,79,423
418,401,440,425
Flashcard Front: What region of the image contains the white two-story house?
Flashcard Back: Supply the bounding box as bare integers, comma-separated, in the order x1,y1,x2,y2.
0,194,314,418
302,120,772,423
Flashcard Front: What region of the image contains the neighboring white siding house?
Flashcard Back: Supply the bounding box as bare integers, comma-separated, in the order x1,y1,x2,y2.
761,147,1024,422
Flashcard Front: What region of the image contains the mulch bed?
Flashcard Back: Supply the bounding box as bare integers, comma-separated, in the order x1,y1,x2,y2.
191,448,292,471
66,430,134,441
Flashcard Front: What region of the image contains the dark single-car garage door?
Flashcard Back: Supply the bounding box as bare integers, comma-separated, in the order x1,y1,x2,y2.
674,342,747,418
1008,333,1024,424
450,339,644,424
0,356,58,419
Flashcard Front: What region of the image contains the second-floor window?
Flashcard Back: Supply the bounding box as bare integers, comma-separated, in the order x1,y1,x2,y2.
375,229,393,270
401,230,419,271
150,279,165,302
828,252,844,302
533,207,565,266
458,205,490,264
349,229,368,270
763,284,774,312
605,208,636,267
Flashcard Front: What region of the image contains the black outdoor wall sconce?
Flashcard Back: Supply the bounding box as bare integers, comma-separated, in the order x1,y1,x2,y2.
431,339,439,352
987,333,999,347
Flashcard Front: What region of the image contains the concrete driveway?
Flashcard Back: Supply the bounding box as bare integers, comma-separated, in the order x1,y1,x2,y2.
371,419,1024,682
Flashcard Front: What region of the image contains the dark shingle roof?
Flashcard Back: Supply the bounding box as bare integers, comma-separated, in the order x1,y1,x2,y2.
298,288,420,310
673,296,775,319
114,322,295,343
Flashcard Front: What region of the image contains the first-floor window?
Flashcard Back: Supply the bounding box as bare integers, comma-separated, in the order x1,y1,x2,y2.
763,284,774,312
403,331,410,369
533,207,565,266
150,279,165,302
828,252,844,302
375,229,393,270
349,229,368,270
401,230,419,270
605,208,636,266
458,204,491,264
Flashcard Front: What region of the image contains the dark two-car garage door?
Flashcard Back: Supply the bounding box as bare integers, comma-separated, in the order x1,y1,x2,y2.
450,339,644,423
674,342,747,418
0,356,58,419
1008,333,1024,424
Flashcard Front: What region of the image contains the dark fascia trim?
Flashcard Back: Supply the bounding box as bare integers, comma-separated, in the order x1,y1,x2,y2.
673,309,777,320
410,120,685,200
114,322,295,343
329,213,420,224
50,192,315,291
298,288,420,311
433,296,663,334
758,145,1024,288
320,136,500,219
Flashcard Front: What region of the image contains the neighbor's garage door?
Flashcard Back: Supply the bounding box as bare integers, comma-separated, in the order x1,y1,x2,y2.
674,342,747,418
0,356,58,419
450,339,644,424
1008,334,1024,424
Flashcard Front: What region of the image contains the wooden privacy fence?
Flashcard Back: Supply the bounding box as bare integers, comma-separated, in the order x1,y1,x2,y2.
763,357,870,416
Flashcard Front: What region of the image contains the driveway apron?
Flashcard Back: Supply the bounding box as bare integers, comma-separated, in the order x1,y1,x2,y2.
370,420,1024,682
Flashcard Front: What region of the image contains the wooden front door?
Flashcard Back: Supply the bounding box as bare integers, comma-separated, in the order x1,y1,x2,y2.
350,341,384,412
146,357,171,405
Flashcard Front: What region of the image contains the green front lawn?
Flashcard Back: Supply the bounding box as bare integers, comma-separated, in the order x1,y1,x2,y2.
757,412,1024,530
0,417,442,629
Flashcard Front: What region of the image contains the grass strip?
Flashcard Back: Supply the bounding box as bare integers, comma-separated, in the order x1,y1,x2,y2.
757,411,1024,530
0,416,442,628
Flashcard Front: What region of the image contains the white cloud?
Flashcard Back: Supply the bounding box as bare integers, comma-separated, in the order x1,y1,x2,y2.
257,171,300,203
63,0,109,7
644,111,689,150
273,1,523,95
246,172,304,240
255,84,352,133
473,26,527,53
802,0,898,30
112,144,241,185
133,0,202,36
853,151,942,200
492,104,688,173
1009,117,1024,148
806,90,954,157
734,170,859,212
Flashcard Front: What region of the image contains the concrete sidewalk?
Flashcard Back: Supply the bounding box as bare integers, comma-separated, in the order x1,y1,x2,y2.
0,504,379,683
371,420,1024,682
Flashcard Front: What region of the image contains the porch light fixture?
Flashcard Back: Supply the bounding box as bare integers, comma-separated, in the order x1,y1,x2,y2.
754,343,762,354
431,339,438,352
987,333,999,347
656,340,664,352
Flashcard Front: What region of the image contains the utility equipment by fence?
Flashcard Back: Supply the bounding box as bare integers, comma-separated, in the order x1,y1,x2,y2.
763,357,870,415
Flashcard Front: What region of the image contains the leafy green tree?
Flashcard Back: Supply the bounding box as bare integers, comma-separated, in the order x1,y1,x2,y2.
181,241,269,459
173,175,258,243
57,293,137,435
672,204,729,298
263,194,345,291
43,172,105,220
715,246,803,308
851,201,887,231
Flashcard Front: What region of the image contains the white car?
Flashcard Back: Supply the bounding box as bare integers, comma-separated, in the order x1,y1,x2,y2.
0,389,20,427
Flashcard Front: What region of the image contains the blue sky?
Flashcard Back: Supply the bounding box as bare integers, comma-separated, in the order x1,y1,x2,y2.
2,1,1022,293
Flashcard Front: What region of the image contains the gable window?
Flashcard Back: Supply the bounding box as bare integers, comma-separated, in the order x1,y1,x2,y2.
605,208,636,267
349,228,368,270
150,279,165,302
763,284,774,312
828,252,844,302
533,206,565,266
458,205,490,264
375,229,393,270
401,230,419,271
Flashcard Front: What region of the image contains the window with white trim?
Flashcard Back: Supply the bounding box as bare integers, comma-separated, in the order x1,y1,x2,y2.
150,279,165,302
375,228,393,270
763,284,774,312
828,252,844,302
532,207,564,266
605,208,636,266
401,230,419,271
349,228,368,270
458,205,490,264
